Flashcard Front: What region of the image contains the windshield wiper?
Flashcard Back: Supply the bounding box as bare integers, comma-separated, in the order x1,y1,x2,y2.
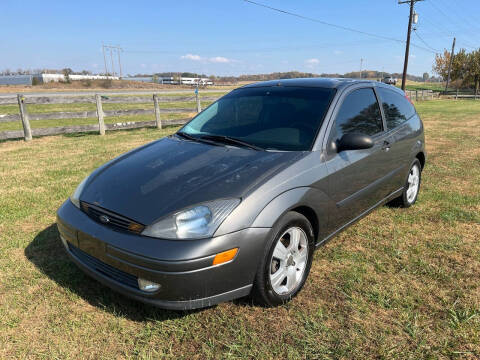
176,131,197,141
176,131,223,147
199,134,264,151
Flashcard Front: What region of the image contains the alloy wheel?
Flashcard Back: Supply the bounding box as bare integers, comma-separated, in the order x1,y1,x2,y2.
406,164,420,203
269,227,309,295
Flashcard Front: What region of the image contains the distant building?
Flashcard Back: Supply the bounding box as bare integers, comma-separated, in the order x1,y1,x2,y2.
0,75,34,85
123,76,214,86
0,73,119,85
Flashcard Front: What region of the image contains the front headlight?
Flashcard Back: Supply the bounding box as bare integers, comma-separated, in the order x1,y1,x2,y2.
70,175,90,208
142,199,240,239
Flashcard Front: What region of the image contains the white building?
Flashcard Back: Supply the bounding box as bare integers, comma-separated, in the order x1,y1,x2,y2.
124,76,214,86
0,73,119,85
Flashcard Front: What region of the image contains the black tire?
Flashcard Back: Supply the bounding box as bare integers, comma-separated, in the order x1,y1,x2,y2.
390,159,422,208
251,211,315,307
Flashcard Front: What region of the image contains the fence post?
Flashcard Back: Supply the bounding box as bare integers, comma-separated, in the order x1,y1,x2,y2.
422,90,425,101
415,90,418,101
455,88,459,100
17,94,32,141
195,87,201,113
95,94,105,135
153,94,162,129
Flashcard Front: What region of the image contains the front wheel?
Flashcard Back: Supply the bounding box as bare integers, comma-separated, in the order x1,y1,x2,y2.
252,211,315,306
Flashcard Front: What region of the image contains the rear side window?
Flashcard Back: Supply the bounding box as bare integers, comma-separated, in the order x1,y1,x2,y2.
332,88,383,140
377,87,416,130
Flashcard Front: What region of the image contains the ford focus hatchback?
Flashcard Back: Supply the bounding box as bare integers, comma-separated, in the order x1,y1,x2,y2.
57,78,425,310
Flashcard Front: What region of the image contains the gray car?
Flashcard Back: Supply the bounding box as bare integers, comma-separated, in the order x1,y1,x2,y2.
56,78,425,310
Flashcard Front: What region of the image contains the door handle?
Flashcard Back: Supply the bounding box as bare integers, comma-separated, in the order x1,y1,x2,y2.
382,141,391,152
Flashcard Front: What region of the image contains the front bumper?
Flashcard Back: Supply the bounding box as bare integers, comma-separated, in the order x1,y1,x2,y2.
56,200,270,310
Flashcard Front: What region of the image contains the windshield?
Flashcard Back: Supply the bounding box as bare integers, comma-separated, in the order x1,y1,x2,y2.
179,86,335,151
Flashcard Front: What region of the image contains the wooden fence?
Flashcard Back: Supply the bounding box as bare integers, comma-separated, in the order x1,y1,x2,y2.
0,91,222,141
405,89,438,101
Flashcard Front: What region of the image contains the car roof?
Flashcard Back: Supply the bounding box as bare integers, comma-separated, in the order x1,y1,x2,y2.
239,77,377,90
239,77,406,96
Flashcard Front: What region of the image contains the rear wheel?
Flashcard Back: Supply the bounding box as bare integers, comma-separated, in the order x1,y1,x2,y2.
252,211,315,306
391,159,422,208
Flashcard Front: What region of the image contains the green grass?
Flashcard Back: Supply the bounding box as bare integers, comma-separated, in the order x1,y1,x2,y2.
0,100,479,358
403,82,445,91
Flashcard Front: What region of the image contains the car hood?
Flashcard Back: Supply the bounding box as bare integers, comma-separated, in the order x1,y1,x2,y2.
80,136,304,225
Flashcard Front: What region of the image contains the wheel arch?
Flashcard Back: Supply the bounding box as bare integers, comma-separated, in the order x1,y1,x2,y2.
250,187,329,243
416,151,426,169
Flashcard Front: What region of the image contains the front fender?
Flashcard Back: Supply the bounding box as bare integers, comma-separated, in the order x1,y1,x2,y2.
216,186,332,242
250,187,320,227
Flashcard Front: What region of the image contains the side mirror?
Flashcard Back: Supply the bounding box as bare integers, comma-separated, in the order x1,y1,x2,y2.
336,133,374,152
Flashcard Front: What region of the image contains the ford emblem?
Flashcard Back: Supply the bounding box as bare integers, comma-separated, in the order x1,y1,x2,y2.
99,215,110,224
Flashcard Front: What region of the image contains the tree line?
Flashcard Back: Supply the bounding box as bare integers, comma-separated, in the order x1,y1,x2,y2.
434,48,480,92
0,68,94,76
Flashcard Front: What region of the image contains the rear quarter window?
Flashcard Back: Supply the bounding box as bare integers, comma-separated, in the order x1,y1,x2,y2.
377,87,416,130
332,87,383,139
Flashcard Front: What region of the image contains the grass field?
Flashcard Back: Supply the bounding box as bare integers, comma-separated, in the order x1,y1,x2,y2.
0,100,479,359
401,81,445,92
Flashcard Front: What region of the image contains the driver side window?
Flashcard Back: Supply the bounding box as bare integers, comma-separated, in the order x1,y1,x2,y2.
330,88,383,143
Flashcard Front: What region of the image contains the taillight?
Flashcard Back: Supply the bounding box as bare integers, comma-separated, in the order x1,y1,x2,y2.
405,94,414,105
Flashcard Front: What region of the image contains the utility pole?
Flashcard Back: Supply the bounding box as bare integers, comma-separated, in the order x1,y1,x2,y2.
359,58,363,79
117,47,123,78
399,0,423,91
102,44,123,78
110,48,115,77
102,42,108,77
445,37,456,93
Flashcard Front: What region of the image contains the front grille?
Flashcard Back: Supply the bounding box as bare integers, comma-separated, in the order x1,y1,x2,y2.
80,201,145,234
68,243,139,290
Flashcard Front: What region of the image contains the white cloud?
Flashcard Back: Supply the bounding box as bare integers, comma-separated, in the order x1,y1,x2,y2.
180,54,235,64
305,58,320,65
180,54,202,61
333,50,343,55
209,56,231,63
140,63,147,68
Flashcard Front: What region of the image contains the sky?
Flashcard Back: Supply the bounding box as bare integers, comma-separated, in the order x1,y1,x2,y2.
1,0,479,77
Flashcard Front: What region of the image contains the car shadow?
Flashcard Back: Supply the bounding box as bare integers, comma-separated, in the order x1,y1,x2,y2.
25,224,206,321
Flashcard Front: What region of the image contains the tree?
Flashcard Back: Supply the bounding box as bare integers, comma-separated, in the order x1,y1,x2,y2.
62,68,73,83
433,50,451,79
467,50,480,95
451,49,469,87
433,48,480,89
422,72,429,82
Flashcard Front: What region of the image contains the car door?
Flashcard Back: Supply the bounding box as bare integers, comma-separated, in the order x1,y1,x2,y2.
376,86,421,191
323,86,392,230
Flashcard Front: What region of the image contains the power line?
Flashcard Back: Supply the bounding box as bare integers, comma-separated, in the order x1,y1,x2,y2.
426,0,479,47
242,0,436,54
436,0,480,33
243,0,404,43
413,29,440,53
